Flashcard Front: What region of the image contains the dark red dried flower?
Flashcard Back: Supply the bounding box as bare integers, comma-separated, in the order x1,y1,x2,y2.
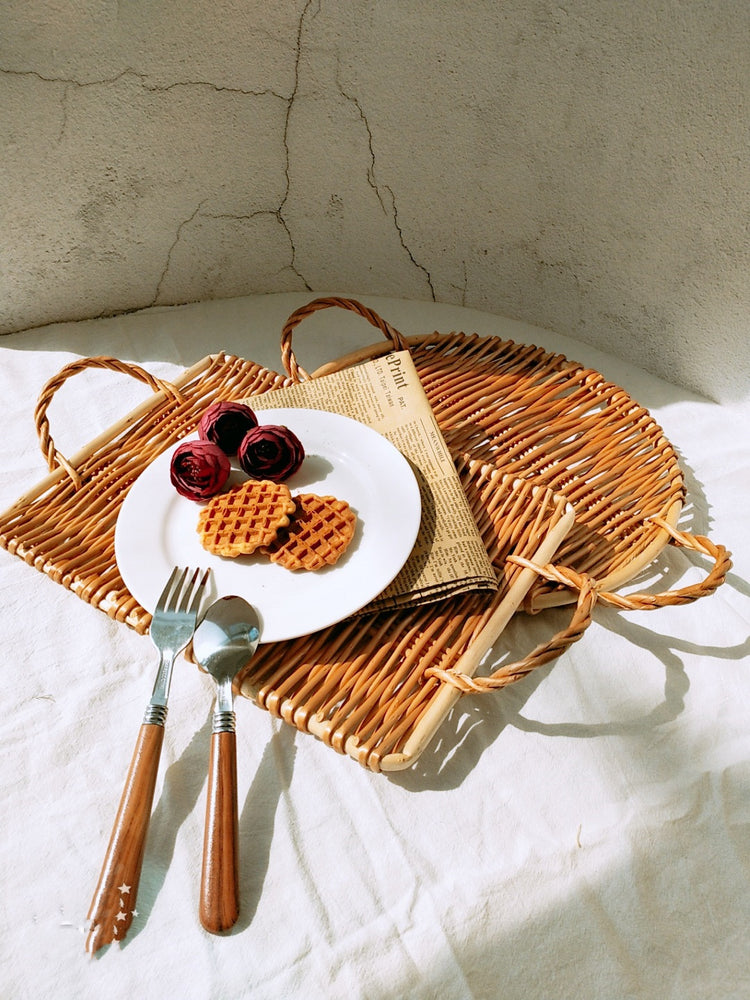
170,439,230,500
198,401,258,455
238,424,305,483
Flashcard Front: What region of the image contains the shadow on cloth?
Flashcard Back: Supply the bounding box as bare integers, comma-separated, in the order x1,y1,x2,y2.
236,721,298,931
123,708,214,945
120,709,298,945
389,563,748,795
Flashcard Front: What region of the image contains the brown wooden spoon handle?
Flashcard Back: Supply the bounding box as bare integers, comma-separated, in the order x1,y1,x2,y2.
85,722,165,954
199,726,239,933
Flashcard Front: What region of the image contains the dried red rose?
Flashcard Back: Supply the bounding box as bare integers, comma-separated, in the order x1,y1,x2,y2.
238,424,305,483
198,401,258,455
170,439,231,501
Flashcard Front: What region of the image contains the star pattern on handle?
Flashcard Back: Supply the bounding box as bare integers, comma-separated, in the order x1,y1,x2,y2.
86,881,140,954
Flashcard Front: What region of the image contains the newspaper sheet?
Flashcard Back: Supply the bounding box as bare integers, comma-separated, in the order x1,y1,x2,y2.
245,350,497,612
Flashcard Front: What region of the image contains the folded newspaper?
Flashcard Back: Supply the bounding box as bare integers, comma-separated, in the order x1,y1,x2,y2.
245,350,497,613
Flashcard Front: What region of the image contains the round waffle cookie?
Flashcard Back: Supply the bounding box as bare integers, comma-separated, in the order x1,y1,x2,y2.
263,493,357,571
197,478,296,557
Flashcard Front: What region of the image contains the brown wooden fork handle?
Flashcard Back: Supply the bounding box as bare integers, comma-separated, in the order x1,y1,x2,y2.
199,728,239,933
85,722,165,955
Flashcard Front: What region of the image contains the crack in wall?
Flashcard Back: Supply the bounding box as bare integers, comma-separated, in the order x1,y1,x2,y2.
336,66,435,300
381,182,435,300
4,1,433,311
3,58,313,297
336,70,388,217
276,211,312,290
121,7,316,303
277,0,319,292
0,65,288,102
151,205,311,305
2,64,289,148
152,201,207,303
198,208,311,291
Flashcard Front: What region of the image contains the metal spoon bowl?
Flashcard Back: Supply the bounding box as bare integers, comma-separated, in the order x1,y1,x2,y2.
192,596,261,934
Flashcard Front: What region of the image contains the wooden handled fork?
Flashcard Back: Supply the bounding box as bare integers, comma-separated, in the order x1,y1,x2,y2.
85,566,209,955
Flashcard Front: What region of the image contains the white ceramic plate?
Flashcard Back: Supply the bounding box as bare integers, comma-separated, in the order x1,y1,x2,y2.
114,408,421,642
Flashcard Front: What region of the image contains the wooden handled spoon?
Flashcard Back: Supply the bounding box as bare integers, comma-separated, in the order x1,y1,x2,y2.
192,596,261,933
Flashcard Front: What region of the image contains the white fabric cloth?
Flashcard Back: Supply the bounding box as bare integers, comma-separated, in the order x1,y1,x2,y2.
1,294,748,1000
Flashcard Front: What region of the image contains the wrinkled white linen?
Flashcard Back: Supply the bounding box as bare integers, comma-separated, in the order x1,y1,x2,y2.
1,294,748,1000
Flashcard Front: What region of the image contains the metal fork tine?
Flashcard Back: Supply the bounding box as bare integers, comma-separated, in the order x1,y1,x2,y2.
164,567,189,615
175,569,198,615
154,566,183,615
177,568,207,615
185,568,210,618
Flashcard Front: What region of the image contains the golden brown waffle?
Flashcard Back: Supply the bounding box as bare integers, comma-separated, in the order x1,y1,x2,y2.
197,479,296,557
263,493,357,571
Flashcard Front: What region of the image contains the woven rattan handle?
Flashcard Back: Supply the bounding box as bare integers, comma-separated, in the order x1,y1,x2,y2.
280,296,409,383
515,519,732,611
426,576,597,694
34,355,183,489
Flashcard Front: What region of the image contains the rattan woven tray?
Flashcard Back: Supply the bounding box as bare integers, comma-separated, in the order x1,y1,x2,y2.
0,297,730,771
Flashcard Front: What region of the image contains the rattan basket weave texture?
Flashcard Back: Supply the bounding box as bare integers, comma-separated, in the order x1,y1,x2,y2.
284,299,728,615
0,297,730,771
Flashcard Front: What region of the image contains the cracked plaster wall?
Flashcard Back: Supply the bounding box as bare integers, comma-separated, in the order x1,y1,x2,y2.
2,1,748,402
